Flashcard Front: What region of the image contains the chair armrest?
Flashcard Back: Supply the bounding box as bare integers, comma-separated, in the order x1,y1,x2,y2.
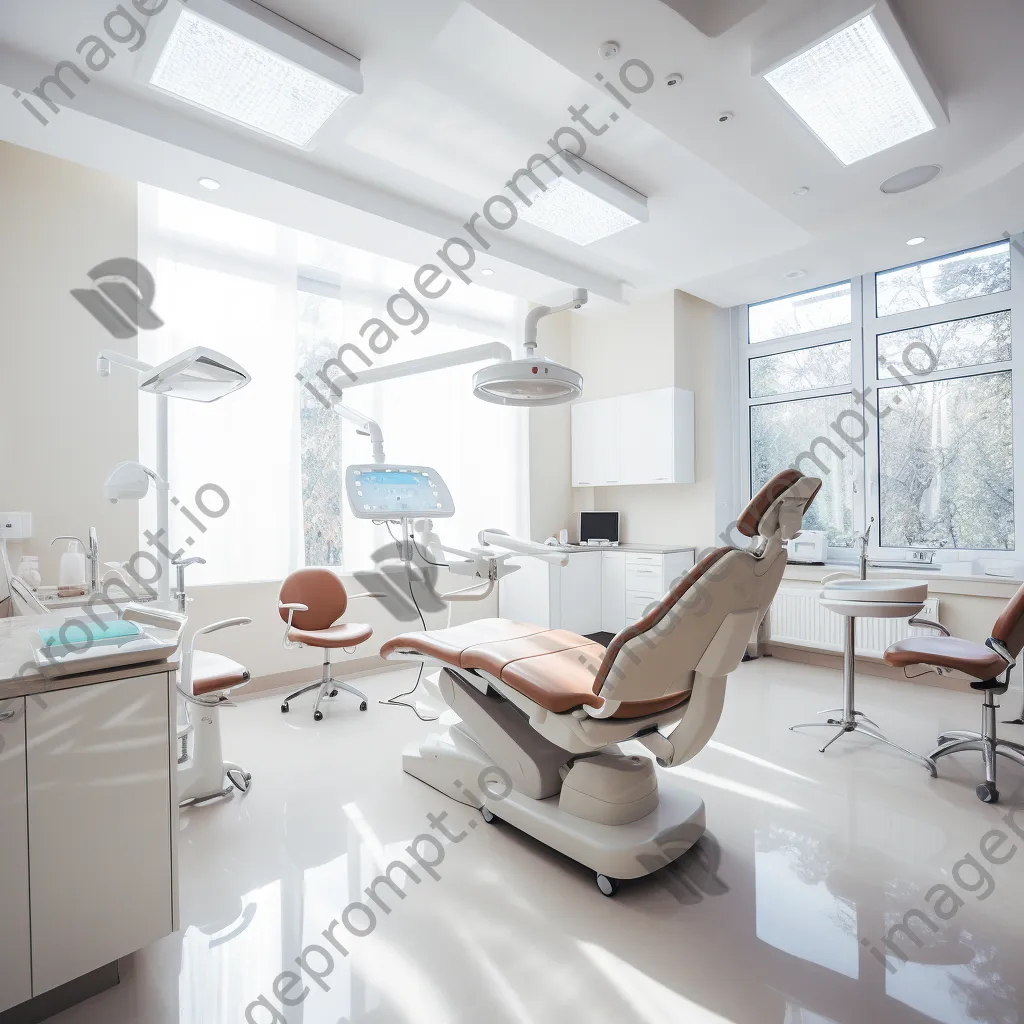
345,593,387,601
194,616,252,637
908,616,951,637
279,602,309,612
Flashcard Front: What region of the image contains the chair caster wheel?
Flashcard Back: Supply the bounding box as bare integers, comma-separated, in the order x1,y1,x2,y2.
481,807,496,824
280,703,289,713
313,710,324,722
360,701,368,711
330,689,339,697
596,873,619,897
977,783,999,804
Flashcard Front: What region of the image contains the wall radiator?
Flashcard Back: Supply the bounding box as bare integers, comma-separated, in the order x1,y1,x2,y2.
770,588,941,659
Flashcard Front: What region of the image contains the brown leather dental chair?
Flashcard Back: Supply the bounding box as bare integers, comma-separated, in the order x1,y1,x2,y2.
278,568,378,721
884,584,1024,803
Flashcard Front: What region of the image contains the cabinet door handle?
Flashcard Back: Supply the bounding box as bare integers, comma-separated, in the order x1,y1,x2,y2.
0,708,16,722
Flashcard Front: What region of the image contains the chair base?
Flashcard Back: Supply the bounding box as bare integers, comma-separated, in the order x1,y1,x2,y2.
280,652,367,721
931,731,1024,804
178,703,251,807
403,727,706,895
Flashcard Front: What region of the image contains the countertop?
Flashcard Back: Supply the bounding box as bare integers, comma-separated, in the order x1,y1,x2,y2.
0,612,180,700
782,562,1023,598
554,544,696,555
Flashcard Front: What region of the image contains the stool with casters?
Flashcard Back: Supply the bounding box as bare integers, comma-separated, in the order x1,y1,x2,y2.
884,581,1024,804
278,568,382,721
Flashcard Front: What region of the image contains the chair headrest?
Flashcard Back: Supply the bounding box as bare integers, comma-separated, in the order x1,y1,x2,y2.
737,470,823,541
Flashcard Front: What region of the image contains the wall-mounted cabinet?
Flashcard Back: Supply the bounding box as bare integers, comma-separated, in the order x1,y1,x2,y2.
571,387,694,488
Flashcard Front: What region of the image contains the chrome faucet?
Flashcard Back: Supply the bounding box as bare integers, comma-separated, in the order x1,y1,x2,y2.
857,518,874,580
87,526,99,594
172,556,206,615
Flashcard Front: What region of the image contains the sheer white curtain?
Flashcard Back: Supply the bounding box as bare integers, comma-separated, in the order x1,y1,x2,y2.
138,187,303,585
136,188,527,583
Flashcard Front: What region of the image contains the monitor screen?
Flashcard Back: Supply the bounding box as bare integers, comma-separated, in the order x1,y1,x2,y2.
345,465,455,519
580,511,619,543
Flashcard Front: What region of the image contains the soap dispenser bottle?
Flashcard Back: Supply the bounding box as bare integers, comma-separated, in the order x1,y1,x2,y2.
58,539,88,588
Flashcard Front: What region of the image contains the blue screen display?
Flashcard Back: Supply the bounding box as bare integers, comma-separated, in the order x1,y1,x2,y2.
360,472,426,486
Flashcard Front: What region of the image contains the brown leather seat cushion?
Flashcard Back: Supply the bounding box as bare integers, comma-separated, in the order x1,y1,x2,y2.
497,643,607,713
883,636,1005,679
191,651,250,696
462,628,594,676
288,622,373,649
379,619,544,666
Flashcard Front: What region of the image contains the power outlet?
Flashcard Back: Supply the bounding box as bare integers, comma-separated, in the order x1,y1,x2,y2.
908,549,934,564
0,511,33,540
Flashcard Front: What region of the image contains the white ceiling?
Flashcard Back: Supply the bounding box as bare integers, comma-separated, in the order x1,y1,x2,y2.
2,0,1023,309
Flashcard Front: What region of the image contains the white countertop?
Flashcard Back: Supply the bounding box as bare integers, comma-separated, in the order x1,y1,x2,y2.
554,544,696,555
783,562,1022,598
0,612,180,699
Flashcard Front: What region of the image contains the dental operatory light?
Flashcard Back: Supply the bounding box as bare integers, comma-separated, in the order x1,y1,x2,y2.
757,2,945,165
139,346,250,402
148,0,362,148
104,462,167,504
473,289,588,407
514,153,648,246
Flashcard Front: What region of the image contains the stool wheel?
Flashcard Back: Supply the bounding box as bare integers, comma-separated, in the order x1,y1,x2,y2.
280,703,289,713
313,710,324,722
977,783,999,804
360,701,368,711
330,689,339,697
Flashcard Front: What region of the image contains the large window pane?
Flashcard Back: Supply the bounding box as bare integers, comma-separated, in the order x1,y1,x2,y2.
750,394,856,547
878,372,1014,549
748,282,852,344
876,241,1010,318
750,341,852,398
877,310,1011,379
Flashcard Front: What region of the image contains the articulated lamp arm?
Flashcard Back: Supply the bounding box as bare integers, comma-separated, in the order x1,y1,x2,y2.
333,403,386,464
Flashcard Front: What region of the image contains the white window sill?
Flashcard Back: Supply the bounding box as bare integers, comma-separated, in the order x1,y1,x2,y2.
783,562,1021,598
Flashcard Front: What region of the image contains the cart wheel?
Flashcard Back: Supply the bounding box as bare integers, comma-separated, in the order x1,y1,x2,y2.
596,874,619,897
481,807,496,824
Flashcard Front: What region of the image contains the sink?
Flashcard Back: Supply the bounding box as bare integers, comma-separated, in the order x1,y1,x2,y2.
822,578,928,604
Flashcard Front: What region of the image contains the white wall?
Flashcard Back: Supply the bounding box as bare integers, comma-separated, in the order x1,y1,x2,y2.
566,290,727,550
0,142,140,582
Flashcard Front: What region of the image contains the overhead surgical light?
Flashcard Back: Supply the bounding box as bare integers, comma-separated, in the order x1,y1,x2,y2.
148,0,362,148
138,346,250,402
514,153,648,246
755,1,945,165
473,290,588,407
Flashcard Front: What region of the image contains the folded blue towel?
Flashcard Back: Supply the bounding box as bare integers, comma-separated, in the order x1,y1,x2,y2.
39,618,142,648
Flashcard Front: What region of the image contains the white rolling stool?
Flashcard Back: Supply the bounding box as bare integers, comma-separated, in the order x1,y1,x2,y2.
790,576,937,774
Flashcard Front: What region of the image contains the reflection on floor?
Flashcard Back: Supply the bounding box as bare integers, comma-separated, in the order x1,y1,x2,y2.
47,657,1024,1024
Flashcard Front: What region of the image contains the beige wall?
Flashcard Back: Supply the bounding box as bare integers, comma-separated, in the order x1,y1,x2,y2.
0,142,140,582
565,290,724,550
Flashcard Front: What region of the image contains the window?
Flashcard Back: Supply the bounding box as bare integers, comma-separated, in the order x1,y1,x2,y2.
140,186,525,584
737,236,1023,565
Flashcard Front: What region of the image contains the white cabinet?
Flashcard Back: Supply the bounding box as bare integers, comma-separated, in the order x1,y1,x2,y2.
26,675,174,995
0,698,31,1013
601,552,626,633
624,550,696,626
572,387,694,487
551,551,603,634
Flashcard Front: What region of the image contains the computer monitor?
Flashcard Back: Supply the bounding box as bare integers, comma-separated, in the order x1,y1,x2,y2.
579,510,619,544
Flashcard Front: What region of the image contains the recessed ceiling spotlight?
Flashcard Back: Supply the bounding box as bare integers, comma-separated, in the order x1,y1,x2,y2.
880,165,941,194
785,269,808,280
718,111,734,123
599,41,620,60
906,236,926,246
480,268,494,277
665,72,684,88
198,176,221,190
793,186,810,196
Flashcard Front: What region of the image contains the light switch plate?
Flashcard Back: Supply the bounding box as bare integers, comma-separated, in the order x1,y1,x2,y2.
0,511,33,539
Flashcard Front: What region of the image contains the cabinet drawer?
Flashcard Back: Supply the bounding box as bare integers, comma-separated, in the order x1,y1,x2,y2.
626,593,659,623
625,565,664,595
625,552,663,569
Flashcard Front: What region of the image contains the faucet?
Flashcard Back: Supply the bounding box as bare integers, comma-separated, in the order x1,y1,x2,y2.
858,518,874,580
172,556,206,615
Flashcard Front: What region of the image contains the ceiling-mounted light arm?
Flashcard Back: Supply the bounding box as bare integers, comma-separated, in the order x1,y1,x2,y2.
97,349,154,377
334,403,385,464
524,289,588,356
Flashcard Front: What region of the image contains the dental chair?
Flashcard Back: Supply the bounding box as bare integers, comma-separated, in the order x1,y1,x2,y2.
884,584,1024,804
381,469,821,895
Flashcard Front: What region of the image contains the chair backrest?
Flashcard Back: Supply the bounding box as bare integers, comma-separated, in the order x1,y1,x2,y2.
991,581,1024,658
593,471,822,712
279,568,349,631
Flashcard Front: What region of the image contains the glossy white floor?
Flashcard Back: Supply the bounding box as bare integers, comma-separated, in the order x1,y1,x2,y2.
48,657,1024,1024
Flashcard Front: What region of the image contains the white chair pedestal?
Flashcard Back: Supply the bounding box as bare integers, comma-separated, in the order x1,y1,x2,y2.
791,580,937,775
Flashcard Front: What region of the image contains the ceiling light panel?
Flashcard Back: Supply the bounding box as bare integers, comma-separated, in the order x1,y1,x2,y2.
514,155,648,246
148,0,361,148
763,11,937,165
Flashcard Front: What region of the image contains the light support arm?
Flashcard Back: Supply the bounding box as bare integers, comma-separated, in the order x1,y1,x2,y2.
523,289,588,355
333,403,385,463
97,349,153,376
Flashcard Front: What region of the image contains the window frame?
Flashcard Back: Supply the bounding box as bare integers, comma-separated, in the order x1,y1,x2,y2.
735,235,1024,568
